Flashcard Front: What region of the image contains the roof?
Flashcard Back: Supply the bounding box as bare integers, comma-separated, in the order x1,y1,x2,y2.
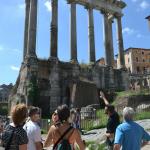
115,47,150,57
124,47,150,52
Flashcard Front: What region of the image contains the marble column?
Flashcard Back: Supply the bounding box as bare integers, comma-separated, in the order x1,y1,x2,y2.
108,18,114,67
26,0,37,57
70,3,77,61
50,0,58,58
23,0,30,61
116,14,125,68
88,7,96,63
102,11,111,66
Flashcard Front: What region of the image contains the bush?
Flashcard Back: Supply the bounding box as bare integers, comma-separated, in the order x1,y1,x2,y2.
86,141,105,150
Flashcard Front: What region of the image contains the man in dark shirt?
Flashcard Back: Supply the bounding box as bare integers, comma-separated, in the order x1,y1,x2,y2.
100,91,120,150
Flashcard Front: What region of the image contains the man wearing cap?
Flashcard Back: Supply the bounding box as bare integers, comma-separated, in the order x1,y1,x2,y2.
24,107,43,150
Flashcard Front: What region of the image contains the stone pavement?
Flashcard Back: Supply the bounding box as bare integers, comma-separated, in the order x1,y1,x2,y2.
141,144,150,150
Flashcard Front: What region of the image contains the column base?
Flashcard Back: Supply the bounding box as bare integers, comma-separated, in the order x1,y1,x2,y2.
49,56,59,62
70,59,78,64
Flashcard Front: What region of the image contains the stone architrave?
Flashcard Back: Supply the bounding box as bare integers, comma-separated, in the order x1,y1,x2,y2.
26,0,37,58
87,7,96,63
69,0,125,14
70,3,77,61
116,14,125,68
50,0,58,58
23,0,30,61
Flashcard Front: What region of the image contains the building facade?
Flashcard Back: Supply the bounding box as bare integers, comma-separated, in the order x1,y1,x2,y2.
0,84,13,103
116,48,150,74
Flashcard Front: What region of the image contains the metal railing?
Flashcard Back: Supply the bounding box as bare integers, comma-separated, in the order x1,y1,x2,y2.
40,104,150,132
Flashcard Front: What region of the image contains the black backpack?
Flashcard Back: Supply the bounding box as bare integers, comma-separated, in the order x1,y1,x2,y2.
1,125,15,150
53,126,73,150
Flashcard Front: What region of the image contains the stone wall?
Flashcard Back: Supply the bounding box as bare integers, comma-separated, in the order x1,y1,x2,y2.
116,95,150,112
10,58,129,116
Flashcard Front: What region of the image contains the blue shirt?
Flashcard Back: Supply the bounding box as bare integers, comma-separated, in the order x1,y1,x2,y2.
114,121,150,150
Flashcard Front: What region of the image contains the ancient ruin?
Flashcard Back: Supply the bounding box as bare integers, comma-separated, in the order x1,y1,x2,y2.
10,0,129,116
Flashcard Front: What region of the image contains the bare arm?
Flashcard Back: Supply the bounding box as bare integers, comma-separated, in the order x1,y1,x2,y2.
74,129,86,150
35,142,43,150
105,133,114,138
113,144,121,150
141,141,149,147
19,144,27,150
99,91,109,105
43,126,54,148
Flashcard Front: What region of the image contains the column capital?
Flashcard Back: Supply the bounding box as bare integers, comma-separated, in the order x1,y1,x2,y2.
85,4,93,10
26,0,30,4
100,9,109,16
67,0,76,4
114,13,123,18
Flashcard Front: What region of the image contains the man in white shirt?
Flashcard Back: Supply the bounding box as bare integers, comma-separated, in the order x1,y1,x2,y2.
24,107,43,150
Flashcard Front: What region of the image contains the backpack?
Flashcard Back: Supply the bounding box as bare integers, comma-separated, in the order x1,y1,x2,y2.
53,126,73,150
1,125,15,150
56,139,72,150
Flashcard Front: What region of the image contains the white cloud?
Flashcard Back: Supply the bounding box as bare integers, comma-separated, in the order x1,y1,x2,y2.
12,49,21,54
18,3,25,9
122,27,135,35
44,1,52,12
140,1,149,9
10,65,20,71
0,45,21,55
0,45,3,51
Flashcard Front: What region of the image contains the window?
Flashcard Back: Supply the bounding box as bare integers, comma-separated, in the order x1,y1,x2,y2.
143,59,145,62
137,66,140,73
143,67,146,73
142,51,144,55
128,67,131,73
136,57,138,62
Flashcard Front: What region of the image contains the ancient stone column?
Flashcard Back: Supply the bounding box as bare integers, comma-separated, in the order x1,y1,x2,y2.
88,7,96,63
26,0,37,57
102,11,111,66
116,14,125,68
108,18,114,67
23,0,30,61
70,3,77,61
50,0,58,58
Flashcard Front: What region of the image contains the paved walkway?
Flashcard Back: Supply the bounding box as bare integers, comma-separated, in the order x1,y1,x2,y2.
142,144,150,150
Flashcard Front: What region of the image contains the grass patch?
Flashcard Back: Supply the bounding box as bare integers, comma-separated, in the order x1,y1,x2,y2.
115,89,150,98
135,111,150,120
81,110,108,130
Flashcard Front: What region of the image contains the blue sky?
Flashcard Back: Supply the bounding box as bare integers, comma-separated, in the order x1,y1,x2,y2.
0,0,150,85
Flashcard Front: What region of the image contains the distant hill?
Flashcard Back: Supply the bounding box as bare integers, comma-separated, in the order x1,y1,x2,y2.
0,84,13,102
